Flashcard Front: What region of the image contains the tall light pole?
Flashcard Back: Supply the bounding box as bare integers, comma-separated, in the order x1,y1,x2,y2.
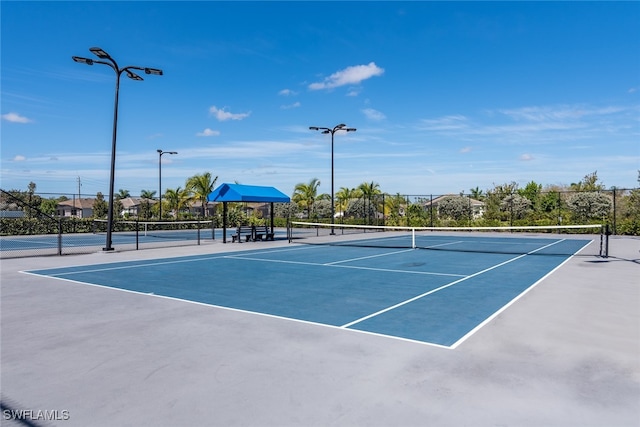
309,123,356,234
157,149,177,220
73,47,163,251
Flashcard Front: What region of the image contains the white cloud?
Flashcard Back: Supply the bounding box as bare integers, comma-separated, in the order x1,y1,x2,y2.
520,153,534,161
196,128,220,137
309,62,384,90
362,108,386,121
278,89,297,96
209,106,251,121
13,155,26,161
497,105,624,122
2,112,32,123
280,102,301,110
419,115,469,131
460,147,472,153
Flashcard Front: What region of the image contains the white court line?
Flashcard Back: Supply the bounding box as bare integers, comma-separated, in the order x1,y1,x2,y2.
19,270,452,349
324,242,466,265
23,245,320,276
448,239,594,349
224,254,466,277
26,254,235,276
340,238,567,328
324,248,416,265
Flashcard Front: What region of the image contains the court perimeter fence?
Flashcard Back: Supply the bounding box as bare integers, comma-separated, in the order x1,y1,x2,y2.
1,188,638,258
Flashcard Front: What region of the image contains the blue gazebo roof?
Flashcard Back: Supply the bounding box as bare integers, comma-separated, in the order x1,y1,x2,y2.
207,183,290,203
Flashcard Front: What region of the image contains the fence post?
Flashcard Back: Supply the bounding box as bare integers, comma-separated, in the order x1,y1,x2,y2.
57,219,62,256
612,188,617,235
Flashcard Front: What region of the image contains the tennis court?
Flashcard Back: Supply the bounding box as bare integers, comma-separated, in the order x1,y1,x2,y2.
2,230,638,426
23,229,601,348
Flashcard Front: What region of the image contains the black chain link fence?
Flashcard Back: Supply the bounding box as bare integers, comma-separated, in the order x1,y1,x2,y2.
2,188,638,258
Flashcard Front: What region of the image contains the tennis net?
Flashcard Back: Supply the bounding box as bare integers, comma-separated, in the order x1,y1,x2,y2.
93,219,215,241
288,221,608,257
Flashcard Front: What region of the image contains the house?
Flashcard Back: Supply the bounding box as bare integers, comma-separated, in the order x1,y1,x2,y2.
422,195,485,219
186,200,217,217
56,198,95,218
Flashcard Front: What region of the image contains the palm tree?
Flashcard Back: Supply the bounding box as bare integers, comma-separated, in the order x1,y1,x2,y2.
187,172,218,217
358,181,381,224
293,178,322,219
163,187,192,220
384,193,406,218
469,186,484,201
116,189,130,200
335,187,361,218
139,189,156,220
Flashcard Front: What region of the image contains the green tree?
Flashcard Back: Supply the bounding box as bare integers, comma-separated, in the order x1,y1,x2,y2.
26,181,42,218
93,192,108,218
358,181,382,224
570,171,605,192
469,186,484,201
438,196,472,221
335,187,361,217
384,193,407,224
139,189,156,220
163,187,192,219
187,172,218,217
501,194,533,221
39,198,59,215
293,178,322,219
517,181,542,212
484,182,519,221
567,192,612,222
116,189,130,200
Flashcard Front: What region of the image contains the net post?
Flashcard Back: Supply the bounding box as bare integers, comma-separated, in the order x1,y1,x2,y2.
197,218,201,245
604,224,611,258
135,219,139,250
412,228,416,249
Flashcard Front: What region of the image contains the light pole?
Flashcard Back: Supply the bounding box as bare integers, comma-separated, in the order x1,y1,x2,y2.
157,149,177,220
309,123,356,233
73,47,162,251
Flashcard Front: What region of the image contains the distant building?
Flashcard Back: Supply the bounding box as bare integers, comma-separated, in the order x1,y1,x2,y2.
57,198,95,218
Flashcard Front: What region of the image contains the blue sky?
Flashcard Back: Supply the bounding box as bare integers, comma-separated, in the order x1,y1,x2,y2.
1,1,639,199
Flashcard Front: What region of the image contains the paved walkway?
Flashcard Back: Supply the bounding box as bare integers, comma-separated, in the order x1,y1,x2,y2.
1,237,638,426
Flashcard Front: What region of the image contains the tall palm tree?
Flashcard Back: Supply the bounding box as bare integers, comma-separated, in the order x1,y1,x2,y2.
163,187,192,220
139,189,156,220
358,181,381,224
293,178,322,219
187,172,218,217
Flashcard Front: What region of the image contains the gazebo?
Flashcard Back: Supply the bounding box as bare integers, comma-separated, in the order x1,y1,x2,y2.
207,183,290,243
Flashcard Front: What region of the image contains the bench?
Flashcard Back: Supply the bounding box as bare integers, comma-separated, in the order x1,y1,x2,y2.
232,226,254,243
254,225,275,241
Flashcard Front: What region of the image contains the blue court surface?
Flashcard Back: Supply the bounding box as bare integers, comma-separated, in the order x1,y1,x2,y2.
24,235,594,348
